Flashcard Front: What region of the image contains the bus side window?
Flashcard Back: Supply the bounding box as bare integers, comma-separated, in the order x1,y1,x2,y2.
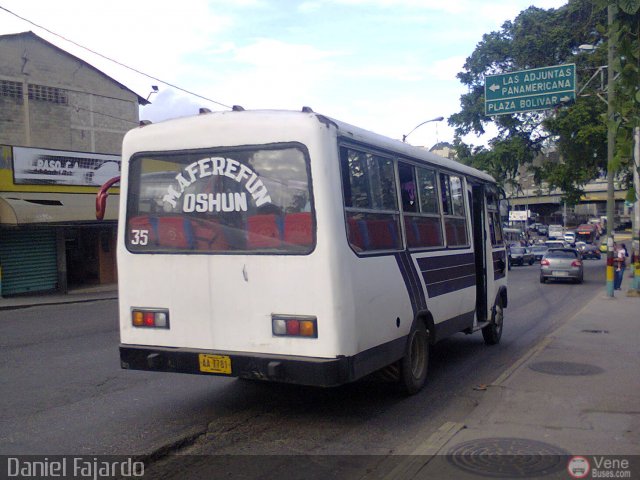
341,147,401,253
398,163,417,213
403,164,443,250
440,174,469,247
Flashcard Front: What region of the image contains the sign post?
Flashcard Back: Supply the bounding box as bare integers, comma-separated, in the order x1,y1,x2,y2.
485,64,576,116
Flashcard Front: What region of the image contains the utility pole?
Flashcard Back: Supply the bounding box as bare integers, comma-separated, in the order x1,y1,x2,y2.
605,4,616,297
632,127,640,293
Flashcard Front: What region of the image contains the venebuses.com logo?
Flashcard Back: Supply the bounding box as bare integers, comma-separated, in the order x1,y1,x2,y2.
567,455,633,479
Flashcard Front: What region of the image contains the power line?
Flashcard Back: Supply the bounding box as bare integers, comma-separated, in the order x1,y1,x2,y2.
72,105,139,125
0,4,233,109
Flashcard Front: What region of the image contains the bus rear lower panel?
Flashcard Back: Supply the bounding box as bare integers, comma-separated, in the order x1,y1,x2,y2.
120,345,356,387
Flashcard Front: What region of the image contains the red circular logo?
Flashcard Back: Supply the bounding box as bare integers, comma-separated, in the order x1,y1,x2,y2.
567,456,590,478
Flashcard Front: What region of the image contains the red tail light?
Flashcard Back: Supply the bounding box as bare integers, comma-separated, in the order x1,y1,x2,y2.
132,308,170,329
571,260,582,267
541,259,550,266
272,315,317,338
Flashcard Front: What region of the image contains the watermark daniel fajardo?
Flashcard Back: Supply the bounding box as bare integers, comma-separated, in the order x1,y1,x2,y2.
4,456,144,480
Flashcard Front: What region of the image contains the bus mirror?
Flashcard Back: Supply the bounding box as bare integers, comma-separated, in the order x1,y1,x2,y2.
96,176,121,220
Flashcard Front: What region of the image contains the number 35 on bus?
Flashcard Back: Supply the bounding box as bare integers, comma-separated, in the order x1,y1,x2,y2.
97,108,508,395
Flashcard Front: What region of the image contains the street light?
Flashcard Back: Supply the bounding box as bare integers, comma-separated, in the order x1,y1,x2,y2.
402,116,444,143
146,85,159,101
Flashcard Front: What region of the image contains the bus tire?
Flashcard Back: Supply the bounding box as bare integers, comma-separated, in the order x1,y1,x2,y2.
399,321,429,395
482,300,504,345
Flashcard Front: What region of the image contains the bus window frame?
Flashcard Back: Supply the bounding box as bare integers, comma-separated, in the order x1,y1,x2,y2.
397,160,444,251
124,142,317,256
439,172,470,249
339,140,474,256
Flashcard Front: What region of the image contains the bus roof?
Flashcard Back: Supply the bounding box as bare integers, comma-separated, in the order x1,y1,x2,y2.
133,108,496,184
325,113,496,184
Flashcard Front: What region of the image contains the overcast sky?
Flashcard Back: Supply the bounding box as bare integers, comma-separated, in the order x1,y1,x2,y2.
1,0,567,149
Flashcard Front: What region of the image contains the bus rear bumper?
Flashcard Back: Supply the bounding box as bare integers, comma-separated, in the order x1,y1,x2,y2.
119,344,354,387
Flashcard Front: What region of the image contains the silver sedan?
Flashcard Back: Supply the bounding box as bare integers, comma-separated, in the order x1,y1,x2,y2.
540,248,583,284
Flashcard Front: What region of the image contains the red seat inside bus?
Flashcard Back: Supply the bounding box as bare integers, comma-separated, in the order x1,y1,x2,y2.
415,218,442,247
155,217,194,249
248,214,282,248
347,217,365,251
404,218,419,247
445,219,467,246
366,219,398,250
284,212,312,246
191,218,228,250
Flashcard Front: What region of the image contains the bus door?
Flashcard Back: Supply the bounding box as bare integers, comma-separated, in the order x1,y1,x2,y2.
471,184,488,323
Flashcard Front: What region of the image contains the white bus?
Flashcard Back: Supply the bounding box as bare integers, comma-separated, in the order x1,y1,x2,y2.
102,108,508,394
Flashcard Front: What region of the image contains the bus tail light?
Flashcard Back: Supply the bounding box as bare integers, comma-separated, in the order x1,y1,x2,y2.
132,308,170,329
272,315,317,338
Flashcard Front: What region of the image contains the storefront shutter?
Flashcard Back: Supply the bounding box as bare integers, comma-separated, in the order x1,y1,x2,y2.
0,228,57,296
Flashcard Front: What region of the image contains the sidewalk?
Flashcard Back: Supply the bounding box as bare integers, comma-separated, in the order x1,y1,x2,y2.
401,288,640,479
0,283,117,310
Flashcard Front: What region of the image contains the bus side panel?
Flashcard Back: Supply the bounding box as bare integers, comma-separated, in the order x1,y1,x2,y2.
338,252,415,354
413,250,477,332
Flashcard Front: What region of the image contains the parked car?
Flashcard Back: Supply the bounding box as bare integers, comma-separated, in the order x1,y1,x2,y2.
581,244,601,260
615,220,632,232
509,246,535,266
540,248,584,284
530,245,549,262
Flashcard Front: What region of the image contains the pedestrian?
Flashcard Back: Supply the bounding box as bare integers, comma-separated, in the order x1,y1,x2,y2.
614,243,627,290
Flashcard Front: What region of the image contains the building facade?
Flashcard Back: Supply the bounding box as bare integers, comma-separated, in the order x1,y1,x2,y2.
0,31,146,296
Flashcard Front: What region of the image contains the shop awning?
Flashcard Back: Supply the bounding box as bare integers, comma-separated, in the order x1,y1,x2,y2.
0,192,119,226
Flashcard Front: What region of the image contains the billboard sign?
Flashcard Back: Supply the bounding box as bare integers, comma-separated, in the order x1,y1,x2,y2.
12,147,120,187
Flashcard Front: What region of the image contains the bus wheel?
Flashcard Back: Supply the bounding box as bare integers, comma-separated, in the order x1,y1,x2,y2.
399,321,429,395
482,301,504,345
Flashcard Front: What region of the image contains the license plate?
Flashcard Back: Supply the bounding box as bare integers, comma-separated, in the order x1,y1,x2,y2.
198,354,232,374
553,271,569,277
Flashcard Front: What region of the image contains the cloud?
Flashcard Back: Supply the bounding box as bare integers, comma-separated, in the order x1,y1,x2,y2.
140,90,204,123
427,56,467,81
233,38,343,66
298,2,323,13
0,0,569,150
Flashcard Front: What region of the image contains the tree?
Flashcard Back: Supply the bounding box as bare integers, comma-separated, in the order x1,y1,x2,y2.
449,0,620,204
601,0,640,203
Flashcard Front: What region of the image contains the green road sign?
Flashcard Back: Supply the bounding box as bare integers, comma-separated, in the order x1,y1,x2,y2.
485,64,576,116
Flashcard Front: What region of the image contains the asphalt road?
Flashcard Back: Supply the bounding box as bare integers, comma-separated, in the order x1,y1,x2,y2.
0,258,606,468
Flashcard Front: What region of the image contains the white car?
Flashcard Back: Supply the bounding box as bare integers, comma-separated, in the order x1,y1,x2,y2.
564,232,576,245
548,224,564,239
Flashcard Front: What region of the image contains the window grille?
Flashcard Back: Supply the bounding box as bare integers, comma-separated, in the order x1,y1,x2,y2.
28,83,68,104
0,80,23,100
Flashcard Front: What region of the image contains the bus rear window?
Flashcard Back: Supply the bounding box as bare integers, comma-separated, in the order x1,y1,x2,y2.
126,145,314,254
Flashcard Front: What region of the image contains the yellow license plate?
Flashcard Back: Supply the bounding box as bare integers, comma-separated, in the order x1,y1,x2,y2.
198,354,232,374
